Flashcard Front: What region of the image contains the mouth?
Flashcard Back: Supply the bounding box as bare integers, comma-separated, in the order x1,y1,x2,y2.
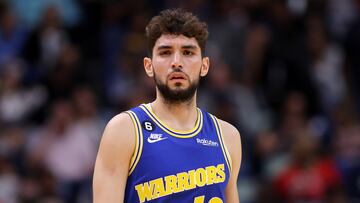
169,72,187,81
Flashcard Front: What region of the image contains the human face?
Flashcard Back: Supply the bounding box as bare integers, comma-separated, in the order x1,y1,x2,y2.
144,34,209,103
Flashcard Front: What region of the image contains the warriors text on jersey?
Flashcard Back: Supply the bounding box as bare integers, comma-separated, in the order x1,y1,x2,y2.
124,104,232,203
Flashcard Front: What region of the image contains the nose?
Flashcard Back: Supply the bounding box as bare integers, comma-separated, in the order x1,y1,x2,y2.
171,51,183,68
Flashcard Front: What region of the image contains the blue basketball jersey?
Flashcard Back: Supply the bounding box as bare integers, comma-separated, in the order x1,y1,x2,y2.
124,104,232,203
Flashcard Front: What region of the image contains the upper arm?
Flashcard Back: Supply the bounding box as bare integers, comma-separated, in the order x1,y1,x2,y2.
93,112,136,203
218,119,242,203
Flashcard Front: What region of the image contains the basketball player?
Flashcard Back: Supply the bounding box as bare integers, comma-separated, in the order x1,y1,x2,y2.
93,9,242,203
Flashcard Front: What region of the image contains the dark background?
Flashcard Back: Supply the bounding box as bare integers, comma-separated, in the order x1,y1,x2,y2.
0,0,359,202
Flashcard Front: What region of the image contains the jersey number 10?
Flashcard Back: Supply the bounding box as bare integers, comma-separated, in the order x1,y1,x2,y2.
194,196,223,203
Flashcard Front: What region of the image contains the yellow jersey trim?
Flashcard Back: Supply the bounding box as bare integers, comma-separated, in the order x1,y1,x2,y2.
143,103,201,133
139,104,203,138
210,115,232,172
126,111,143,175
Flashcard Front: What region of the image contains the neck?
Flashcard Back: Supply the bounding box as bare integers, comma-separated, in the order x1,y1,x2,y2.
150,93,198,131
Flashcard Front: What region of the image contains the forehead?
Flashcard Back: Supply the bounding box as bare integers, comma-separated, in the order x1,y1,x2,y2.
154,34,200,49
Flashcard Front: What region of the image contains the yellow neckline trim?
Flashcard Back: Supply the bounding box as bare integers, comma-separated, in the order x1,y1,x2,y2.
144,103,201,133
140,104,203,138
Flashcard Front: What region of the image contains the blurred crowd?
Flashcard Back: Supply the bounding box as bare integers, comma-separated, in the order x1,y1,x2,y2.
0,0,359,202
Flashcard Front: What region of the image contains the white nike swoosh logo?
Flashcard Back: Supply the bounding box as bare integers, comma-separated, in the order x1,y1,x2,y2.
147,137,168,143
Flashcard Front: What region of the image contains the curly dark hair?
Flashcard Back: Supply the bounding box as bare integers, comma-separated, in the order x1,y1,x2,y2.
145,8,208,57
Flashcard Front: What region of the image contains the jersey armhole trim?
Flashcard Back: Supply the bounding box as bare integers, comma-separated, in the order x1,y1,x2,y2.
125,111,143,175
210,115,232,172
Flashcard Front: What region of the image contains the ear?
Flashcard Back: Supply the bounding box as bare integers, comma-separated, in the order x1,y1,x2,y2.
144,57,154,77
200,57,210,77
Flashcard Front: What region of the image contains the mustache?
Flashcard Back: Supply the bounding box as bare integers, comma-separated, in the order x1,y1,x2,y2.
172,67,183,73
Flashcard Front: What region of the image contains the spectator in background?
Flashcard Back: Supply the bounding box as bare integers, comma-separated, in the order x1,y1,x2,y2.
22,5,71,82
0,59,47,125
0,2,28,65
44,43,82,101
253,130,284,181
105,11,150,108
101,2,127,73
0,155,19,203
253,130,283,203
71,86,106,150
260,0,318,115
208,0,247,77
18,166,64,203
327,0,357,41
122,12,149,58
344,0,360,116
307,14,347,114
9,0,81,28
235,24,272,137
0,127,26,175
199,58,239,125
332,98,360,202
278,91,310,142
29,100,96,202
274,131,343,203
105,51,140,108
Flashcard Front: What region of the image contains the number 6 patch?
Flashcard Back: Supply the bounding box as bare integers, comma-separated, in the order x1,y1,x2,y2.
142,121,155,132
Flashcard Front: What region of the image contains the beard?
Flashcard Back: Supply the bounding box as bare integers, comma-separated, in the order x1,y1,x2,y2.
154,69,200,104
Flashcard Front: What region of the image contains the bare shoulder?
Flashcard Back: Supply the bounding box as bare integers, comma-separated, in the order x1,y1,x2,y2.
217,119,241,147
93,112,136,202
103,112,135,140
97,112,136,169
216,118,242,170
101,112,135,145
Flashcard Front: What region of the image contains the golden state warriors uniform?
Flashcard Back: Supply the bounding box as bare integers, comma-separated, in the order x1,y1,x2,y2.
124,104,232,203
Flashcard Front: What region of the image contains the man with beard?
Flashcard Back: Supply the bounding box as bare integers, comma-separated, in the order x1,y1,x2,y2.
93,9,242,203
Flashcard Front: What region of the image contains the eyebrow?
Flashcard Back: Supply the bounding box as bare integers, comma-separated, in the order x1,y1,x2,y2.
156,44,198,50
182,45,198,50
157,45,172,50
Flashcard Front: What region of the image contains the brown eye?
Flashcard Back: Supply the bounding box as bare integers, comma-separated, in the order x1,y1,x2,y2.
159,50,171,56
183,50,193,56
